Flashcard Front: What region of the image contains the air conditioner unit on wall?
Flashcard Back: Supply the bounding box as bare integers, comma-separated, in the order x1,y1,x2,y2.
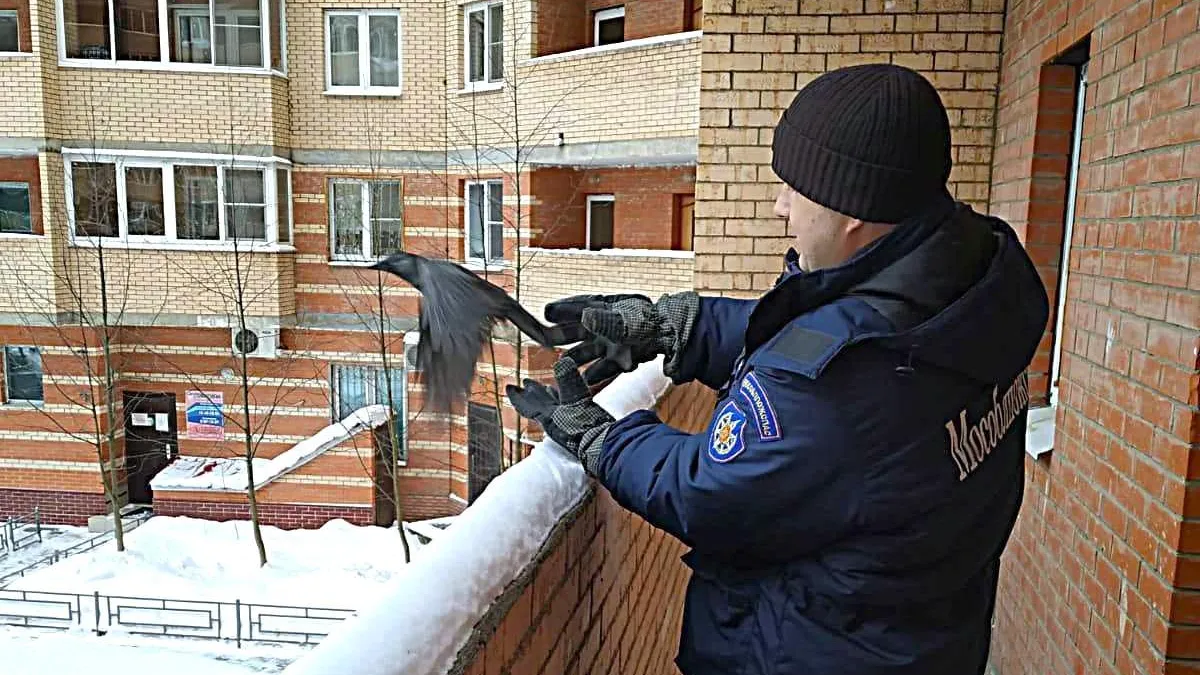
231,319,281,359
404,343,421,371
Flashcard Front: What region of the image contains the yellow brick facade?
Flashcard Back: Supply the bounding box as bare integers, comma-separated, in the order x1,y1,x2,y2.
695,0,1004,296
518,247,696,319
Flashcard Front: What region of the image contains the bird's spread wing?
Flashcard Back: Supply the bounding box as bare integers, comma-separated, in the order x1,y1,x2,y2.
416,260,501,412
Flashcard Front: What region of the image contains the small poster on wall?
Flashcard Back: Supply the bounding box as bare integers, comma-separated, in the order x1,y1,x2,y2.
186,391,224,441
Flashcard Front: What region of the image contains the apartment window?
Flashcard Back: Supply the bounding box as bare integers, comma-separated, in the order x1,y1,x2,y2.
325,10,400,93
330,180,403,260
4,346,43,404
465,180,503,263
65,153,291,246
332,363,405,461
62,0,286,71
593,6,624,46
587,195,614,251
0,183,32,234
463,0,502,87
467,402,501,502
0,10,18,52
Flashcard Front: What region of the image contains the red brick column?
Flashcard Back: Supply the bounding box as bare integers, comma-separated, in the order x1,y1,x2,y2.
989,2,1200,675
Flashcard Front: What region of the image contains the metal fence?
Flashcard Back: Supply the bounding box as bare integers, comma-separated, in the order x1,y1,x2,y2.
0,512,152,587
0,508,42,559
0,588,355,647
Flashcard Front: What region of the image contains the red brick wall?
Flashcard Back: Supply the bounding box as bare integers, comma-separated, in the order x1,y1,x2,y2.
0,156,41,233
153,498,373,529
459,381,715,675
531,166,696,250
536,0,691,56
0,0,32,52
0,488,108,526
989,1,1200,675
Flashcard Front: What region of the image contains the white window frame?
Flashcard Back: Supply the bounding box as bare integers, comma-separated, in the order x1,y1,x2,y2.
462,0,502,91
0,181,33,235
1028,60,1088,459
0,9,20,54
63,149,293,251
586,194,614,251
3,345,43,405
329,179,404,262
331,362,407,464
464,179,504,265
55,0,287,75
593,5,625,47
324,9,402,96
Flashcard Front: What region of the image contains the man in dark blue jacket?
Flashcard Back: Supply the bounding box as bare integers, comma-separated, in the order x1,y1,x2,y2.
508,64,1050,675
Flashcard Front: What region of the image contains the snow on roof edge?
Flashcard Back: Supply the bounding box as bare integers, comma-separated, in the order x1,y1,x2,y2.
281,357,673,675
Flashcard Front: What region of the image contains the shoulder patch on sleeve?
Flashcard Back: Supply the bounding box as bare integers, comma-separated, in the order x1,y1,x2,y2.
737,372,781,442
708,399,748,463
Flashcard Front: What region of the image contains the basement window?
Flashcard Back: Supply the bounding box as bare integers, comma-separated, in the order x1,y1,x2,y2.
593,6,625,46
3,346,43,405
586,194,614,251
0,182,32,234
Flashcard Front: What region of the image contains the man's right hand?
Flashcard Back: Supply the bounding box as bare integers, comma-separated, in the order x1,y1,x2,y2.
545,291,700,386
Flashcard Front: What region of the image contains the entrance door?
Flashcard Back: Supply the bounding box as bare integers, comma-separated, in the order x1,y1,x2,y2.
124,392,178,505
467,403,502,503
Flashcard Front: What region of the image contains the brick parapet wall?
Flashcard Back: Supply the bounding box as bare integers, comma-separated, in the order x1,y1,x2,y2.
152,497,372,529
458,380,715,675
519,248,696,320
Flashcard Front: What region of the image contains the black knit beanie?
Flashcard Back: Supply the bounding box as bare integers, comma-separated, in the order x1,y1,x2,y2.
771,64,953,224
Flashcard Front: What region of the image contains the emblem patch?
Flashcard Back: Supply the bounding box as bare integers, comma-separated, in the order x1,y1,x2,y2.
708,400,747,463
738,372,781,442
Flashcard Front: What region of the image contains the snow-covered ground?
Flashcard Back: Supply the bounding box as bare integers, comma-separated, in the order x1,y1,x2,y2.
2,515,440,674
8,516,418,608
1,627,294,674
0,524,95,580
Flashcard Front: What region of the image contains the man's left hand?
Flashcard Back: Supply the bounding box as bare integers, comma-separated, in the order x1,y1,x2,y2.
506,357,614,475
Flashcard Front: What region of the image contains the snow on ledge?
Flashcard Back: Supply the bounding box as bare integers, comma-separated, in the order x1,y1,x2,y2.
283,358,673,675
150,405,391,492
521,246,695,260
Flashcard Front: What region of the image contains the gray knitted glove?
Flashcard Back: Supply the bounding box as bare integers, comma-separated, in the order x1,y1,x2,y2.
506,357,615,475
545,291,700,385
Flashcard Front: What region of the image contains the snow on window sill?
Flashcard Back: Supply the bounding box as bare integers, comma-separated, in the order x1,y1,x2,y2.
58,59,287,78
525,30,702,66
283,357,673,675
69,239,297,254
462,260,509,273
324,87,404,97
0,400,45,410
329,259,380,267
1026,404,1055,458
521,246,695,259
456,81,505,95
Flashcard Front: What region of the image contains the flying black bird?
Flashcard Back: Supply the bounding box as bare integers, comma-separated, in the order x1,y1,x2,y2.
369,251,585,412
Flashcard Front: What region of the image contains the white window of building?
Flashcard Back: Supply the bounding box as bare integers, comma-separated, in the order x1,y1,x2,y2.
4,346,43,404
465,180,504,264
332,363,406,462
325,10,401,94
58,0,286,72
330,179,403,261
586,194,614,251
0,182,32,234
64,152,292,248
463,0,502,89
593,6,624,47
0,10,19,52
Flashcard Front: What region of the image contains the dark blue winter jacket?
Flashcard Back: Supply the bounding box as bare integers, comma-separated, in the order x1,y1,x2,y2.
595,197,1050,675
